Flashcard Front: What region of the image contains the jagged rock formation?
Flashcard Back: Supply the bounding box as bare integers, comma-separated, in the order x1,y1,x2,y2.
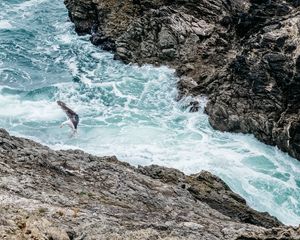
0,128,300,239
64,0,300,161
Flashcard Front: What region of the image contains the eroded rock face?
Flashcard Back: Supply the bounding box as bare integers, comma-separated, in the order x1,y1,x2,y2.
0,128,300,239
206,1,300,161
64,0,300,161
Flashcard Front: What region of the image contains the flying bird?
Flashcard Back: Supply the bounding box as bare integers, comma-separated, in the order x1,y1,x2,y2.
57,101,79,136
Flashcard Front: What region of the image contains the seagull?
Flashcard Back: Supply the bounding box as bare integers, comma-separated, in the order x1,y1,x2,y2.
57,101,79,136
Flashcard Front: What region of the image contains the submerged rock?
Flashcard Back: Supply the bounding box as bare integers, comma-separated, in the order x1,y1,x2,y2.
0,128,300,239
64,0,300,161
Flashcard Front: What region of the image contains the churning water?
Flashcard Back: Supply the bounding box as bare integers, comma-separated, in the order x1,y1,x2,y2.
1,0,300,226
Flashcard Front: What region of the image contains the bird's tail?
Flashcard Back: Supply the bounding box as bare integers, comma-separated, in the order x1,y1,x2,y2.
70,129,78,138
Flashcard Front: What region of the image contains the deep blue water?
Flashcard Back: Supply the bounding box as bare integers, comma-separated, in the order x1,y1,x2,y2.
1,0,300,225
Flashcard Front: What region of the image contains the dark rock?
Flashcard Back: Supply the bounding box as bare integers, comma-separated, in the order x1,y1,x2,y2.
90,31,116,51
189,101,199,112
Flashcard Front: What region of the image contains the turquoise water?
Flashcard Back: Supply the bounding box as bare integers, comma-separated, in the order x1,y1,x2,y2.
1,0,300,226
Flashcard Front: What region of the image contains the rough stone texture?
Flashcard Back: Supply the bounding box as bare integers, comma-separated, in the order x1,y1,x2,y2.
1,128,300,239
64,0,300,161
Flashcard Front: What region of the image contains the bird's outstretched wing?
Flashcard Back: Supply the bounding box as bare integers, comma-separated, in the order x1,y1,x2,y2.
57,101,79,129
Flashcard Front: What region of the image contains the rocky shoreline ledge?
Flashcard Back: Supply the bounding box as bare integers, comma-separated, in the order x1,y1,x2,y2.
64,0,300,161
0,128,300,239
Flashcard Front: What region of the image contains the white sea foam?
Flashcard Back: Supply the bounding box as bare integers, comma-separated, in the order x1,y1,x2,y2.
58,34,73,44
17,0,47,8
0,94,63,121
0,20,13,29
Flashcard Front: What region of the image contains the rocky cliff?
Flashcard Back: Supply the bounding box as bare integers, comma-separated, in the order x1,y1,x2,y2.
1,128,300,239
64,0,300,161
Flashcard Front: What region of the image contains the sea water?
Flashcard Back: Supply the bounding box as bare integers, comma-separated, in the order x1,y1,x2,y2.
1,0,300,226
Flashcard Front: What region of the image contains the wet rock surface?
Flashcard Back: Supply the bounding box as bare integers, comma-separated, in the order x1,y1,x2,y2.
1,128,300,239
64,0,300,161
